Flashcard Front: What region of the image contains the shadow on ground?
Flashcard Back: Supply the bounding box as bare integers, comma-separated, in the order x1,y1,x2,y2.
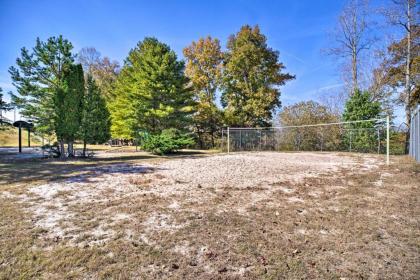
0,150,210,185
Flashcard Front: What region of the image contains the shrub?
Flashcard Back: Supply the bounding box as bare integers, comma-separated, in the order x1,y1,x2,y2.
41,142,61,158
142,129,194,155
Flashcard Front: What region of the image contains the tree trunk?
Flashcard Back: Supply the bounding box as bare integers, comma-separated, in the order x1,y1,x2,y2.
59,140,65,159
198,131,203,149
404,0,412,154
68,141,74,157
405,110,411,154
211,129,215,148
352,45,358,94
83,141,87,157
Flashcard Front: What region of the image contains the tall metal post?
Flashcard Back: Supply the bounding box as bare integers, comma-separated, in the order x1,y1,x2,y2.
18,124,22,153
221,129,224,152
386,115,390,165
240,131,242,150
227,127,230,154
349,131,352,152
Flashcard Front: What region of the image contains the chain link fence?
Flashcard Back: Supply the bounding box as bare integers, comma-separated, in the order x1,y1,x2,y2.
409,105,420,162
221,118,393,164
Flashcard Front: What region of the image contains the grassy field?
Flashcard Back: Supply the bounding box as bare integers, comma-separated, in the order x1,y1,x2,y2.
0,126,43,147
0,150,419,279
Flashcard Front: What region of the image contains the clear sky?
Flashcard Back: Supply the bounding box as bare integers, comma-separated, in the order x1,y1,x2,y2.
0,0,401,122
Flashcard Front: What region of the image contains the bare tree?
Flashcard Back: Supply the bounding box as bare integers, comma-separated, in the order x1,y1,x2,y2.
383,0,418,106
317,89,347,117
77,47,101,73
77,47,120,102
380,0,418,152
327,0,377,94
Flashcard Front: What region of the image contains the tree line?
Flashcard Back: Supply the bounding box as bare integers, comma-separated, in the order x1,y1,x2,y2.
8,25,295,154
280,0,418,153
109,26,294,149
326,0,418,152
4,0,419,155
9,37,110,157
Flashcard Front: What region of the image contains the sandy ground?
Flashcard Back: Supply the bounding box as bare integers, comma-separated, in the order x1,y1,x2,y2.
13,153,360,243
1,152,419,279
0,147,45,160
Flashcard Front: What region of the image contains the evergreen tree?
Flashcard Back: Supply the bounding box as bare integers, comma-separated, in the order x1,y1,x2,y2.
54,64,85,157
222,25,294,127
0,87,13,127
80,75,111,156
9,36,74,136
342,90,381,152
111,37,194,138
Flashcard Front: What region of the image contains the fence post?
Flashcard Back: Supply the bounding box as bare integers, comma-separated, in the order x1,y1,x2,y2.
412,110,416,158
377,129,380,154
417,106,419,161
411,105,420,162
386,115,390,165
239,130,242,151
227,127,230,154
349,131,352,152
221,129,224,152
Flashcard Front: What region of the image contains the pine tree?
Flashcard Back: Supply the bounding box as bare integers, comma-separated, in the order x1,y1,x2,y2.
342,90,381,152
54,64,85,157
0,87,13,127
111,37,194,138
80,75,111,156
9,36,74,136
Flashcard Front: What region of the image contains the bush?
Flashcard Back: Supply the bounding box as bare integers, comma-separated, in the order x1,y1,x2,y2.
142,129,194,155
41,142,61,158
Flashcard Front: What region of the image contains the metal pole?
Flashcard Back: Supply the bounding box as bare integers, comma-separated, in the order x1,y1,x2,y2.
227,127,230,154
18,124,22,153
349,131,352,152
28,128,30,147
377,129,380,154
239,130,242,151
221,129,224,152
386,115,390,165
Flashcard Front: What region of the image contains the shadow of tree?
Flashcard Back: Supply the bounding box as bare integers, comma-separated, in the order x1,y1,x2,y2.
0,150,210,185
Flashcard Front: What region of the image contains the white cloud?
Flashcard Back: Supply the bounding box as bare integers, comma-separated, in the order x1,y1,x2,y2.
300,83,344,97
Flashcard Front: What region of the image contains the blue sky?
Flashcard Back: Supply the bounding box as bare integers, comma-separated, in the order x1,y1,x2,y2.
0,0,401,122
